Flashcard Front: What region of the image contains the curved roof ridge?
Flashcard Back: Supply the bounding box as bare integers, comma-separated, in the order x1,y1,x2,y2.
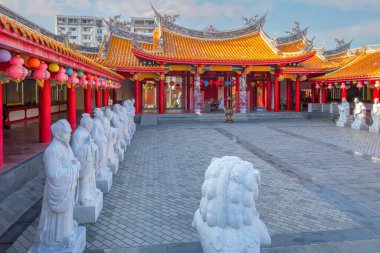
324,39,352,57
151,4,266,40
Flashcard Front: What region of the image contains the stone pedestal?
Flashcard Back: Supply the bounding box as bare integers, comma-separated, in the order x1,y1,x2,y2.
28,226,86,253
96,171,113,193
74,192,103,224
109,157,119,174
369,125,380,133
336,119,350,128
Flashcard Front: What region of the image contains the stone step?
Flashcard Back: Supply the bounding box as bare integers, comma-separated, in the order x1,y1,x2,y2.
0,172,44,252
140,114,158,126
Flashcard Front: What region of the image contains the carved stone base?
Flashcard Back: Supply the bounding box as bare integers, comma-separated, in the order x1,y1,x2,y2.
28,226,86,253
369,125,380,133
351,123,369,130
109,157,119,174
96,171,113,193
336,120,350,128
74,192,103,224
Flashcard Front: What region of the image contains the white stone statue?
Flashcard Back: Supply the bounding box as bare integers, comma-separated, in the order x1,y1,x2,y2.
218,98,225,110
114,104,131,146
123,100,135,139
352,98,369,130
370,98,380,133
110,107,126,161
103,108,120,173
336,98,350,127
71,114,103,224
29,119,86,253
91,108,113,193
193,156,271,253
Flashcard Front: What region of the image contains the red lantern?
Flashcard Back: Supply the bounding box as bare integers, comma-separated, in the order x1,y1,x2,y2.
341,83,346,89
214,81,219,86
6,55,28,83
33,62,50,87
170,81,174,86
87,74,94,86
357,81,363,89
327,83,333,90
26,57,41,68
176,83,181,87
54,67,68,84
209,80,214,86
315,83,320,89
79,76,88,86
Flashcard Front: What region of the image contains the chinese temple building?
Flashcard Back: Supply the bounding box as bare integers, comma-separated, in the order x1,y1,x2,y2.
0,3,380,170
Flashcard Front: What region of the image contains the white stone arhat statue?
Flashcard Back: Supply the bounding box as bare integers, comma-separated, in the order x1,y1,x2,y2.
370,98,380,133
28,119,86,253
114,104,131,146
110,106,126,161
71,114,103,224
104,107,121,173
122,101,134,141
193,156,271,253
352,98,369,130
336,98,351,127
91,108,113,193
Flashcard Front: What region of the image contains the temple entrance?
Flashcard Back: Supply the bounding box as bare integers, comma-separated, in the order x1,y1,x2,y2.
165,76,185,110
142,81,157,110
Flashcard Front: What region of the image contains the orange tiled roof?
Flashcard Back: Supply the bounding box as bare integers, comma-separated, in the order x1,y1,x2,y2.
98,35,163,71
0,14,123,80
277,39,306,53
131,28,315,65
310,48,380,81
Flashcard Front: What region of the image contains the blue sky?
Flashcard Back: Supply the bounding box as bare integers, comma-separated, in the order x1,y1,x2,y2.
2,0,380,49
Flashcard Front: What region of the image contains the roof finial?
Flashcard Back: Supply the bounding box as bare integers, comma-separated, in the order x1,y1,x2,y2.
242,14,258,25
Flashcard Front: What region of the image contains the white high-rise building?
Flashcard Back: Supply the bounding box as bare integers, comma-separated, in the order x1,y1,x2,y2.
55,15,107,47
130,17,156,35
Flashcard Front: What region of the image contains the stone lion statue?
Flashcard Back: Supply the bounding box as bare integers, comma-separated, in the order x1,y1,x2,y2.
193,156,271,253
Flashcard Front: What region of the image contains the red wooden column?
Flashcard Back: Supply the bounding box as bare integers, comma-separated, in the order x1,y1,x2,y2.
0,82,2,165
274,73,280,112
134,75,141,115
39,79,51,143
311,84,316,103
286,79,292,111
84,86,91,114
235,72,240,112
95,88,101,108
322,87,327,103
373,88,379,103
341,87,347,101
266,73,271,111
295,77,301,112
159,73,165,114
186,73,191,110
67,85,77,131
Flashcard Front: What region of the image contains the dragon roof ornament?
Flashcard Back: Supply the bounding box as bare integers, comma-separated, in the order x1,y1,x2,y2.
0,3,65,42
105,19,154,43
151,4,266,39
324,38,352,56
275,22,309,45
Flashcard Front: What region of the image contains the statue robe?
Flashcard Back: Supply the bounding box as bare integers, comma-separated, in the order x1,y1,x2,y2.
37,140,79,248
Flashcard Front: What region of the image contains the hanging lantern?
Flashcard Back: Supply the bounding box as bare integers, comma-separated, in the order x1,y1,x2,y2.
5,55,28,83
250,82,256,87
327,83,333,90
315,83,320,89
48,63,59,73
356,81,363,89
341,83,346,89
87,74,94,86
176,83,181,87
169,81,174,86
209,80,214,86
54,67,68,84
225,81,230,86
204,80,209,87
77,71,84,77
65,67,74,75
94,78,100,87
0,49,12,62
374,80,380,89
214,81,219,86
79,76,88,86
26,57,41,68
68,71,79,87
33,62,50,88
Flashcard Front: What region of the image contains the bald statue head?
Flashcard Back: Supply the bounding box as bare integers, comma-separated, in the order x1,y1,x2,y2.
354,98,359,104
94,108,103,119
51,119,72,147
80,113,93,131
342,98,347,103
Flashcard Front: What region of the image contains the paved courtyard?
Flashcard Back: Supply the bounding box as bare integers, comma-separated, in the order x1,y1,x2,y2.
7,118,380,252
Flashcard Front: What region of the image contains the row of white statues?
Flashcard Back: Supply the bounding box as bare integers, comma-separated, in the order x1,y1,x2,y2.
337,98,380,133
28,99,136,253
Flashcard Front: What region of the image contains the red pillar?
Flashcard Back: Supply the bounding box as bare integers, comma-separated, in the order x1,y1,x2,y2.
322,87,327,103
39,79,51,143
67,85,77,131
95,88,101,108
186,73,191,110
286,80,292,111
311,84,316,103
341,88,347,101
0,83,2,166
84,86,91,114
274,73,280,112
235,72,240,112
295,77,301,112
266,73,271,111
373,88,379,103
134,78,141,115
159,74,165,114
